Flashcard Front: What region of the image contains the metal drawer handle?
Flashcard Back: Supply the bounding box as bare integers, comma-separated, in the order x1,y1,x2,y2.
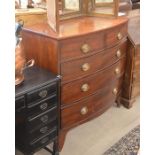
81,43,91,54
112,88,118,95
80,106,88,115
117,32,123,40
81,83,89,92
40,137,49,144
40,126,48,134
81,63,90,72
39,90,48,98
115,68,120,75
40,102,48,111
40,115,48,123
116,50,121,58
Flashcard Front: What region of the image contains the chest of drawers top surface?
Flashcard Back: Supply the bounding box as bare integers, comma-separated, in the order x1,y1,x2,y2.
15,66,59,97
23,16,128,39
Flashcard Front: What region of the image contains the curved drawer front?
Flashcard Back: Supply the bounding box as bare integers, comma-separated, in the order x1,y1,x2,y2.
61,41,127,82
105,23,128,48
61,57,126,105
60,32,104,62
61,78,123,130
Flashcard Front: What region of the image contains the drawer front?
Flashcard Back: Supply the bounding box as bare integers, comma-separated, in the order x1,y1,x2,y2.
61,78,123,129
28,119,57,142
27,83,57,104
27,94,57,116
29,129,57,151
105,24,128,48
61,41,127,82
15,96,25,111
61,57,126,105
27,107,57,131
60,32,104,61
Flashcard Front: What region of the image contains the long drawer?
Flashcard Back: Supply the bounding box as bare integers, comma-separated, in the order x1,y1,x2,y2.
61,78,123,129
104,23,128,48
60,24,127,62
61,57,126,105
61,41,127,82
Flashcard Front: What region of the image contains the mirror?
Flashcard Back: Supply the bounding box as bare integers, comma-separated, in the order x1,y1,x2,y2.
59,0,83,19
90,0,118,16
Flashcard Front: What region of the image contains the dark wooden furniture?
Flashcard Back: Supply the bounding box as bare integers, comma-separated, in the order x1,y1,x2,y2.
15,66,60,155
120,11,140,108
22,16,128,151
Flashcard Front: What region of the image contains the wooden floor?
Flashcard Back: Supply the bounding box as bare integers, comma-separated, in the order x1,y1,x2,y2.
16,97,140,155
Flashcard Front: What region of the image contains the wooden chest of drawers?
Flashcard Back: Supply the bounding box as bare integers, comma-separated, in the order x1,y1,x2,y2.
22,16,128,151
15,66,60,155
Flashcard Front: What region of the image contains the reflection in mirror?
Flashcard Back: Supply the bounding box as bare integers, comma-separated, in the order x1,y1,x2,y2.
60,0,81,16
95,0,113,3
92,0,115,15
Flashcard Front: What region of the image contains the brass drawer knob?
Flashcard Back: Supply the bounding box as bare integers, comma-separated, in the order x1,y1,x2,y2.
80,106,88,115
112,88,118,95
117,32,123,40
115,68,120,75
116,50,121,58
81,43,91,53
39,90,48,98
81,83,90,92
81,63,90,71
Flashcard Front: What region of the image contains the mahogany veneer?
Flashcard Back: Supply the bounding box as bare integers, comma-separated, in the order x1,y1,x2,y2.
22,16,128,151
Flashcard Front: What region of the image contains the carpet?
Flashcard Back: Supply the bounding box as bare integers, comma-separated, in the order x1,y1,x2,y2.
103,125,140,155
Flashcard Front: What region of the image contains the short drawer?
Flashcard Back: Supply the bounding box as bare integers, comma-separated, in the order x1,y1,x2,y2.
61,41,127,82
27,83,57,104
15,96,25,111
27,107,57,131
60,32,104,61
28,119,57,142
29,129,57,151
105,23,128,48
61,78,123,129
27,94,57,116
61,57,126,105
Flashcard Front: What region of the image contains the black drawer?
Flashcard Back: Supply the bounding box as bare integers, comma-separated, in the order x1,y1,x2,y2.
29,129,57,151
15,96,25,111
27,83,57,104
27,94,57,116
27,107,57,131
28,119,57,142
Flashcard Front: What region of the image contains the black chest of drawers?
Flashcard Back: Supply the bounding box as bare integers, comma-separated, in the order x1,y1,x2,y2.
15,66,60,155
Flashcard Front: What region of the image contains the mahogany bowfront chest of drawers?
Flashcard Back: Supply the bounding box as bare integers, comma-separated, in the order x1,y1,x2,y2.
22,16,128,151
15,66,60,155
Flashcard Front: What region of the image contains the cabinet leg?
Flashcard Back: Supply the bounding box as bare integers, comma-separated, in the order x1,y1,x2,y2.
58,130,67,152
53,139,59,155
